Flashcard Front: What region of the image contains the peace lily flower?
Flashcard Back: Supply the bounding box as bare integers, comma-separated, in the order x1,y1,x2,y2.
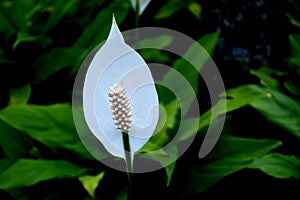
83,16,159,168
129,0,151,15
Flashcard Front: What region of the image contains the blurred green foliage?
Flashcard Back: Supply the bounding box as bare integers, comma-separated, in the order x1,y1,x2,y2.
0,0,299,199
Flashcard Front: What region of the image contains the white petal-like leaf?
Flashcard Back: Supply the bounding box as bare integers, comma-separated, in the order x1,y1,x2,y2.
129,0,151,15
83,16,159,160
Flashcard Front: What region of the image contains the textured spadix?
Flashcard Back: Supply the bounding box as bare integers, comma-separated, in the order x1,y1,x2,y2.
83,16,159,160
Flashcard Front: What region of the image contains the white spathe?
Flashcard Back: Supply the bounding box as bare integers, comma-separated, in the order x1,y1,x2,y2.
129,0,151,15
83,16,159,160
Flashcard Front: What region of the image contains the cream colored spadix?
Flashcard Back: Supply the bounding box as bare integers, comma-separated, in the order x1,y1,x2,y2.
83,16,159,161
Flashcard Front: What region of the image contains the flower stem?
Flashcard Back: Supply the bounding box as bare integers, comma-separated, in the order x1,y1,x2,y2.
122,131,133,200
135,0,140,28
134,0,140,52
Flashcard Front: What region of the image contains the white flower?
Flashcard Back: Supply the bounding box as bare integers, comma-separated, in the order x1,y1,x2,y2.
129,0,151,15
82,16,159,161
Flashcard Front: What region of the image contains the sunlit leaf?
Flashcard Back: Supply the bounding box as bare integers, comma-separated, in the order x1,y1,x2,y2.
79,171,105,197
0,159,89,189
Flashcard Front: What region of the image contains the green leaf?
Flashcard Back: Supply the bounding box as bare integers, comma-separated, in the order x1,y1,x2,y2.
9,83,31,105
79,171,105,197
187,1,202,20
250,88,300,139
13,32,52,50
0,158,11,174
162,31,219,115
248,153,300,179
179,136,281,195
140,100,180,152
165,161,176,186
43,0,80,32
75,0,130,49
0,159,89,189
0,104,93,160
138,35,173,49
287,34,300,71
32,47,86,83
139,100,180,186
284,80,300,96
154,0,190,19
198,84,266,133
250,67,280,90
0,6,15,34
2,0,37,32
0,121,26,161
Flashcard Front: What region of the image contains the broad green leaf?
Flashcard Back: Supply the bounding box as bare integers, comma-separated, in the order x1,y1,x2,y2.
140,145,178,186
250,68,280,90
162,31,219,115
9,83,31,105
0,121,26,161
0,158,11,174
0,159,89,189
248,153,300,179
32,47,86,83
137,35,173,49
75,0,130,49
79,171,105,197
287,34,300,71
165,161,176,186
140,100,180,152
250,88,300,139
179,136,281,195
0,6,15,34
138,35,173,64
0,104,93,160
139,100,179,186
140,49,171,64
198,84,266,133
3,0,37,32
284,80,300,96
287,13,300,28
13,32,52,50
43,0,80,32
187,1,202,20
154,0,189,19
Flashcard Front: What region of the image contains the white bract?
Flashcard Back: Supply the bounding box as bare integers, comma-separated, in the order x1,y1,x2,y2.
83,16,159,161
129,0,151,15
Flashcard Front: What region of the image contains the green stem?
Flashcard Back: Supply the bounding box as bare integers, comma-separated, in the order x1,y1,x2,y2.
122,131,133,200
134,0,140,52
135,0,140,28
